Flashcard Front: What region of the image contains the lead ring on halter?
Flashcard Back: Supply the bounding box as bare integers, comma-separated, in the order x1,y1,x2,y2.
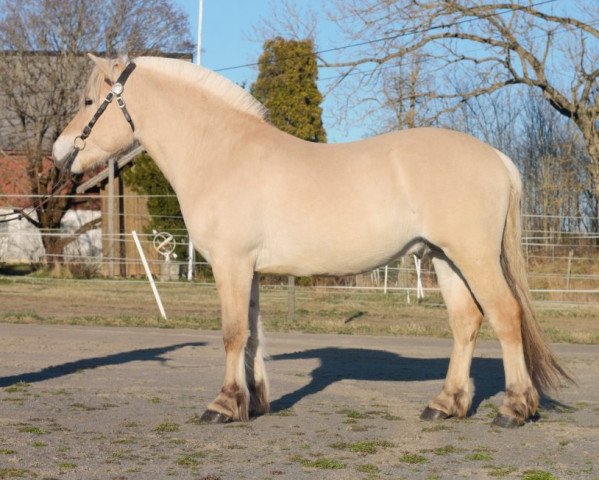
61,61,137,173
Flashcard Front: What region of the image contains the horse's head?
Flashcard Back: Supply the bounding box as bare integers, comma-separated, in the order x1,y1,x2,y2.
53,54,136,174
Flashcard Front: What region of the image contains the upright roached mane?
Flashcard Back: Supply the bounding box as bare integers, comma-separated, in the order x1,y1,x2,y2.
135,57,267,120
53,55,572,429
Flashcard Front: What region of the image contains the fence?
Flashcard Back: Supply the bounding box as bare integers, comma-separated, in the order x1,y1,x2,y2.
1,193,598,307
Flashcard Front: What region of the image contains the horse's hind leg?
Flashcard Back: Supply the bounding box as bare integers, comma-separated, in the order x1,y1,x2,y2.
245,273,270,416
443,250,538,427
421,255,483,420
200,261,254,423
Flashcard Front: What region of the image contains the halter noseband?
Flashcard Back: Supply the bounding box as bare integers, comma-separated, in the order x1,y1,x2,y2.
61,61,137,173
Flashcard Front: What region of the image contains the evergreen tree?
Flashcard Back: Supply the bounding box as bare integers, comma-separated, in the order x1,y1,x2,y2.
251,37,326,143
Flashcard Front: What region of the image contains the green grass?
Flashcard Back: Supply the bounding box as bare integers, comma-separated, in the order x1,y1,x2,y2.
521,471,557,480
486,466,518,477
336,408,371,419
429,445,462,455
18,426,49,435
0,469,30,479
356,464,380,474
466,452,494,461
4,382,30,394
291,455,346,469
176,451,208,467
330,440,394,454
399,453,429,464
1,277,599,343
0,449,16,455
58,462,76,470
153,421,180,433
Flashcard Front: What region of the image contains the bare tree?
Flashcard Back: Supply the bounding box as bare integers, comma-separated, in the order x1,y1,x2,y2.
320,0,599,201
0,0,193,268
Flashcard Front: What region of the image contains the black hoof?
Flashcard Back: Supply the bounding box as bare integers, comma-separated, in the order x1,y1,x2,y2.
199,409,233,424
492,413,524,428
420,406,450,421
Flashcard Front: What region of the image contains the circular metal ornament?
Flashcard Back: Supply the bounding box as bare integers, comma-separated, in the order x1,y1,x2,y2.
112,83,124,95
73,136,86,150
153,232,176,258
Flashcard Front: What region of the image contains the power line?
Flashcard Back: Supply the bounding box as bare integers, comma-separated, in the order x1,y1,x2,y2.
214,0,560,73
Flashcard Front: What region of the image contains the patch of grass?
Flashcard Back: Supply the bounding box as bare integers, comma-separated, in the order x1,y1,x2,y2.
429,445,462,456
31,442,46,448
4,382,29,394
291,455,346,470
0,449,16,455
521,470,557,480
356,463,380,474
486,465,518,477
153,421,180,433
399,453,429,464
121,421,140,428
336,408,370,419
347,440,394,454
0,469,30,479
466,451,494,461
273,408,296,417
58,462,76,470
176,451,208,467
148,396,161,404
380,413,403,421
18,426,48,435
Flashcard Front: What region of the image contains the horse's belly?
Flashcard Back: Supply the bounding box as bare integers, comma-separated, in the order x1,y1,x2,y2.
255,220,419,276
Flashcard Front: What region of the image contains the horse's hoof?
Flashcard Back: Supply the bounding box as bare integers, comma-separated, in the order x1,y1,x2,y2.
492,413,524,428
199,409,233,424
420,406,450,421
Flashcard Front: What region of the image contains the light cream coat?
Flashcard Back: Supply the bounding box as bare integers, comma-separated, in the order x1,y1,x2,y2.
53,56,570,427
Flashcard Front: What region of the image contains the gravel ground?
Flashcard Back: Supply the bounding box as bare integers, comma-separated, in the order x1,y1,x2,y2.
0,323,598,480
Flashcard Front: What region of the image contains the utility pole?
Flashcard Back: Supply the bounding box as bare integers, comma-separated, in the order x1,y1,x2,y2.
196,0,204,65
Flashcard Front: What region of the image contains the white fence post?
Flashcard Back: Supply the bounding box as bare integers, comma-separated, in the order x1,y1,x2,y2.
132,230,167,320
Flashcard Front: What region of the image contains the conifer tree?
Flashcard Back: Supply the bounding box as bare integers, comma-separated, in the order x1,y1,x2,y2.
251,37,326,143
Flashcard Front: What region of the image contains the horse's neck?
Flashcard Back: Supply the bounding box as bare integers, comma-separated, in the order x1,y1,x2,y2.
130,72,267,194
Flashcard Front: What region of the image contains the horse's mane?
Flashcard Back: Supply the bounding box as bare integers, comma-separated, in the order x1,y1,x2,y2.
134,56,267,120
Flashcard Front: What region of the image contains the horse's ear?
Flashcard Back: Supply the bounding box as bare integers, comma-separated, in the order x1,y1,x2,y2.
87,53,128,84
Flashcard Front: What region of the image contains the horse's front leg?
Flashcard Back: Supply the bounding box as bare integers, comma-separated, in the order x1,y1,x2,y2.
200,262,254,423
245,272,270,416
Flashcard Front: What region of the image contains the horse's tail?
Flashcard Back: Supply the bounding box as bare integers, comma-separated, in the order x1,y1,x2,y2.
496,150,574,395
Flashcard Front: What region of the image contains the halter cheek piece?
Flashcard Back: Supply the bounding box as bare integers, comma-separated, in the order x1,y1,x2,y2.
61,61,137,173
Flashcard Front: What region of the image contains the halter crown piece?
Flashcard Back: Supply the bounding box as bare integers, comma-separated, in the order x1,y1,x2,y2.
62,61,137,173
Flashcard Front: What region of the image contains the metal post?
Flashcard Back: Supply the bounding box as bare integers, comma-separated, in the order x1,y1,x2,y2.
287,275,295,322
107,157,115,277
383,265,389,294
196,0,204,65
187,238,195,281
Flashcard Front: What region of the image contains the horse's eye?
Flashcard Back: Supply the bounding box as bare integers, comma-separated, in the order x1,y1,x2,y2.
84,99,93,106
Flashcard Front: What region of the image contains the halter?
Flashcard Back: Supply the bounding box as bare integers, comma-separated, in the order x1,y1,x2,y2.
60,61,137,173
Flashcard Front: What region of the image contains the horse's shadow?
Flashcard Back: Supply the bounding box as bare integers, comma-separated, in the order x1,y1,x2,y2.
269,347,505,415
0,342,207,388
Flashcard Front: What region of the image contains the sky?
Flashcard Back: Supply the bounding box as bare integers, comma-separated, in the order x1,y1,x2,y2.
172,0,361,142
171,0,588,144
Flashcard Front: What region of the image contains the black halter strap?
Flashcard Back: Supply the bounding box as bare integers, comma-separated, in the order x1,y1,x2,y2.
62,61,137,173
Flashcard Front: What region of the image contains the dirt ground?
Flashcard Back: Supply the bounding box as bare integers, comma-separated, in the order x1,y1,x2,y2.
0,323,598,480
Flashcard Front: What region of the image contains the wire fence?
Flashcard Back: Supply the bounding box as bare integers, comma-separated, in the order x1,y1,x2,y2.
1,195,598,307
